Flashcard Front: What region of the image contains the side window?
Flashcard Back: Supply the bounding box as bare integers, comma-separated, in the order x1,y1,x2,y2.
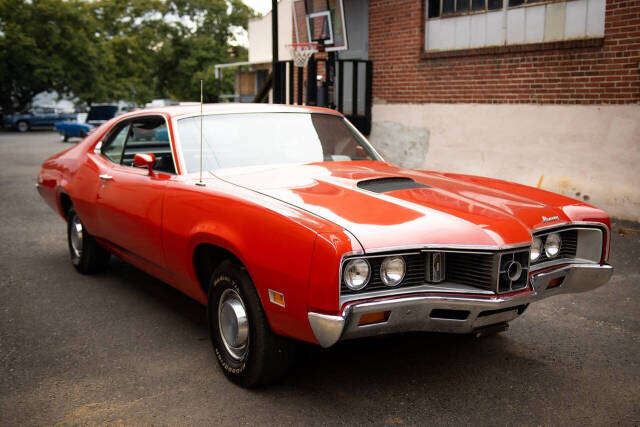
121,117,175,174
101,122,130,164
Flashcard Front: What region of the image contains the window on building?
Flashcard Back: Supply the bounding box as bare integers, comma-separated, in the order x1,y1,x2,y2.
425,0,606,53
428,0,503,18
508,0,543,6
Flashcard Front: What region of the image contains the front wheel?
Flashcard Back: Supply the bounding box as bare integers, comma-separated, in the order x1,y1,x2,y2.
67,207,110,274
16,120,29,132
208,260,293,388
60,133,69,142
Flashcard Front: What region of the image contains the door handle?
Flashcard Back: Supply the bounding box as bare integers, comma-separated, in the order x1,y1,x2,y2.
99,174,113,181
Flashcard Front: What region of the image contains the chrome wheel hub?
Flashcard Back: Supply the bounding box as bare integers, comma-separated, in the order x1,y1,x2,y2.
70,215,83,258
218,289,249,360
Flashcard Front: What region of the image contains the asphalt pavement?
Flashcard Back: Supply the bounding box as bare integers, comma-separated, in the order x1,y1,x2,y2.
1,131,639,426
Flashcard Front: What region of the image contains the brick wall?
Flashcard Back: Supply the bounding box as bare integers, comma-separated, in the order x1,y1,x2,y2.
369,0,640,104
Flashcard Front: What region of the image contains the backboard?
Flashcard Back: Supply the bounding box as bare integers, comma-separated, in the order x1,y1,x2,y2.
292,0,348,51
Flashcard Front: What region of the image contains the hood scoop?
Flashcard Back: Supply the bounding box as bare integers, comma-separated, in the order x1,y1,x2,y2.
356,177,430,194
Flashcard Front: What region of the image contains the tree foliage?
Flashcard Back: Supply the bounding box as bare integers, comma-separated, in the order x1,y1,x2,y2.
0,0,253,112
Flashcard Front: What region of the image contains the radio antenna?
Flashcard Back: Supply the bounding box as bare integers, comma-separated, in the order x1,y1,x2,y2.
196,79,205,186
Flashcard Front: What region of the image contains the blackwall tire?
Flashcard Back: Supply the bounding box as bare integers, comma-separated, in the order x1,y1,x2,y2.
207,260,293,388
67,207,110,274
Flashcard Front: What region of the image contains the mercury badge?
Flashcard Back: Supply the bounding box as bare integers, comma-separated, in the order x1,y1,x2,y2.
542,215,559,224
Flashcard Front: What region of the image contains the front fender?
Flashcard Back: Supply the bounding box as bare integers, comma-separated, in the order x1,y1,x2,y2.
308,230,364,315
161,180,330,342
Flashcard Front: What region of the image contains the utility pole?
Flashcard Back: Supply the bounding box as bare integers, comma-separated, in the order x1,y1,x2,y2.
271,0,280,104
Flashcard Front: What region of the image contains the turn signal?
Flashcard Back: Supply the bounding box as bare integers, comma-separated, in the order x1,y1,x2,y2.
358,311,391,326
268,289,285,307
547,278,564,289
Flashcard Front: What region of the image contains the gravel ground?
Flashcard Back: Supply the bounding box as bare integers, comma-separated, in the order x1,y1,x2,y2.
1,131,638,426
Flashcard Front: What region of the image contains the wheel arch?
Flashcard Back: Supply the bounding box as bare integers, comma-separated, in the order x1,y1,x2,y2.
192,240,245,298
59,191,72,220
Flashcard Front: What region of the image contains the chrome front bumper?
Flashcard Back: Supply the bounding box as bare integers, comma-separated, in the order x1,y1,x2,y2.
308,263,613,348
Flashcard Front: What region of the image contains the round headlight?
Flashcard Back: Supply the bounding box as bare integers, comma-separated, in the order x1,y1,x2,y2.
530,237,543,262
380,256,406,287
343,258,370,291
544,233,562,258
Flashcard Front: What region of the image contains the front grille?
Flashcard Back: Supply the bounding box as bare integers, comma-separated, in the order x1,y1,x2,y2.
445,252,497,291
341,249,531,296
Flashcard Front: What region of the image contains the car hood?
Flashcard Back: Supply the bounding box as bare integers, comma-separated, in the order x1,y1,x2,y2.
214,161,573,251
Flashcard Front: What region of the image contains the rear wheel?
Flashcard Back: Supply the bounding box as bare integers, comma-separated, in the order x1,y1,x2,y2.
207,260,293,388
16,120,29,132
67,207,110,274
60,133,69,142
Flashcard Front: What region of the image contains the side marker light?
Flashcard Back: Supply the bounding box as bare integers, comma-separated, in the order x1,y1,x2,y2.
268,289,285,307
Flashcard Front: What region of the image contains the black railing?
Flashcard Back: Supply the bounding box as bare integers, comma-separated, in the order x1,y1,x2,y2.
273,58,372,136
337,59,372,136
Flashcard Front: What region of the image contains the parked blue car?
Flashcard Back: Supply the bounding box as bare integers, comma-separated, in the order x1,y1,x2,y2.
55,105,120,142
3,107,76,132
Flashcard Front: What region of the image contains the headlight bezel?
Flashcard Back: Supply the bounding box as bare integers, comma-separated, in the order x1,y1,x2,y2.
530,237,543,262
380,256,406,287
342,258,371,291
544,232,562,259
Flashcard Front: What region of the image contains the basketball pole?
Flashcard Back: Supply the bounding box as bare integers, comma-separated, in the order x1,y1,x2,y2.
271,0,280,104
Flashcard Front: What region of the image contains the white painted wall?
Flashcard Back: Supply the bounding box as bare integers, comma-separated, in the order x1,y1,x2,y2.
248,0,293,64
369,104,640,222
426,0,606,51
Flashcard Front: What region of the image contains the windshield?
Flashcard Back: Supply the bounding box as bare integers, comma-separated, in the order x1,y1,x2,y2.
176,112,380,173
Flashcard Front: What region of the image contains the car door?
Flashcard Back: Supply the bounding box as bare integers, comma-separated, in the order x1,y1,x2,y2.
29,108,44,126
42,108,58,126
96,115,175,268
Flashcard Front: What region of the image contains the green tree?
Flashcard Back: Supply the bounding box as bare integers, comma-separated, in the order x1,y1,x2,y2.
0,0,101,112
0,0,254,112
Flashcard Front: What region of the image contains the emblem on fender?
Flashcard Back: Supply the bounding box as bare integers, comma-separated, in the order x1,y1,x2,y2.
542,215,559,223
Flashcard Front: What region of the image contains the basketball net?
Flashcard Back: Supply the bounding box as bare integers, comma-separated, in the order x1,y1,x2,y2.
286,42,318,68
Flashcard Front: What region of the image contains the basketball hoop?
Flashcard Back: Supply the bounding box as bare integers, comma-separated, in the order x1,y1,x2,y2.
287,42,318,68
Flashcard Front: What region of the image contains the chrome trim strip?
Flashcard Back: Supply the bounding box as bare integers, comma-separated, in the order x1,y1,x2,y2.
363,242,532,254
172,110,344,121
533,221,611,261
342,116,385,162
339,282,495,306
96,113,180,175
348,251,422,258
170,116,187,177
494,248,531,293
530,224,607,271
574,221,611,261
